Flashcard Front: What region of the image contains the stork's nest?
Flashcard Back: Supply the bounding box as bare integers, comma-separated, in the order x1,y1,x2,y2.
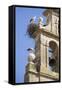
27,23,38,38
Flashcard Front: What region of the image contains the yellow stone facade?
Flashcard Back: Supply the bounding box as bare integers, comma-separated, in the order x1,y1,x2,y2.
24,9,59,83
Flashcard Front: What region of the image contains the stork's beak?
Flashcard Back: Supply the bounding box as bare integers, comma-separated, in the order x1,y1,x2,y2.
27,48,35,52
27,48,32,51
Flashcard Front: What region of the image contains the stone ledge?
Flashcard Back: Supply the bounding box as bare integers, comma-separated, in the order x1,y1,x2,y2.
32,28,59,40
26,69,59,80
40,71,59,80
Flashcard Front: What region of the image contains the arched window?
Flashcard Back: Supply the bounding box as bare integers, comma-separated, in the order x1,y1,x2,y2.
48,41,59,73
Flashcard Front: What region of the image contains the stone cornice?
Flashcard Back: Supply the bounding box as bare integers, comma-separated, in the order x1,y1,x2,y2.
32,28,59,40
26,70,59,80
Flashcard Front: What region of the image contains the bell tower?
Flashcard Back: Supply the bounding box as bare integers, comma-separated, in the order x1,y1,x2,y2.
44,9,59,35
24,9,60,83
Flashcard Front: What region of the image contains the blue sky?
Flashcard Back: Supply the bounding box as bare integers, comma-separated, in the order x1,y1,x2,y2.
16,7,46,83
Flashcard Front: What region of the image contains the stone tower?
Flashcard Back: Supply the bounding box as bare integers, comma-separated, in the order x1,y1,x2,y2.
24,9,60,82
